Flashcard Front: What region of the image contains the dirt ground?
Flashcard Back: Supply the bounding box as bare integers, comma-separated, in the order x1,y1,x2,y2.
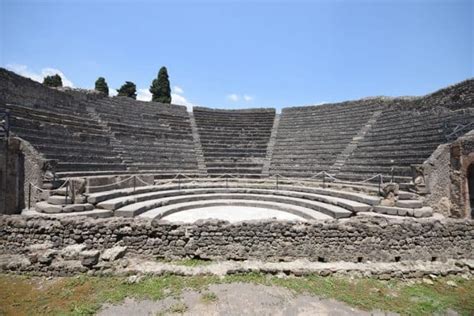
98,283,397,316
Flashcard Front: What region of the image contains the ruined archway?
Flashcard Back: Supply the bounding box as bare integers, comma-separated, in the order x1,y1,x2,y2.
468,163,474,218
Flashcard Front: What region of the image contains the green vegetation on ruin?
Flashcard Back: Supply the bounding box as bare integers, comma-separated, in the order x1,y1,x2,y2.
155,258,213,267
0,272,473,316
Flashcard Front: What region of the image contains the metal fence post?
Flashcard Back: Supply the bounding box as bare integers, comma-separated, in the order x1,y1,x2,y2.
71,180,76,204
178,174,181,191
28,183,31,210
65,181,69,204
378,174,382,196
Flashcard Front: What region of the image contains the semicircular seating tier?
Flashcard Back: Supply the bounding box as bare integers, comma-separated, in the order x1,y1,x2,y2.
193,107,276,178
1,67,473,187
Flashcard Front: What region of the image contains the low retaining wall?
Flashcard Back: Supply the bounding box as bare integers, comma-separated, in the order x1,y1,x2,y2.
1,216,473,264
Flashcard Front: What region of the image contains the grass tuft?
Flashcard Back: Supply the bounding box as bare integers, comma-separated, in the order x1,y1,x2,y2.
0,273,473,316
200,291,218,304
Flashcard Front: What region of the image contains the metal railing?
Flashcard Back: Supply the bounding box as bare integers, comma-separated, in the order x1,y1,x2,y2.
28,171,390,209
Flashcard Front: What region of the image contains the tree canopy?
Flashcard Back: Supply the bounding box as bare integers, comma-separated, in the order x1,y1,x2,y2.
43,74,63,87
149,66,171,103
117,81,137,99
95,77,109,95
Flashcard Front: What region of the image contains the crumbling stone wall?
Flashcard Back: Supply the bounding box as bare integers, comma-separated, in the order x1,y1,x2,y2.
423,130,474,218
0,68,74,106
0,68,105,107
0,216,472,264
417,79,474,111
0,138,47,214
19,139,50,209
0,138,23,214
423,144,452,216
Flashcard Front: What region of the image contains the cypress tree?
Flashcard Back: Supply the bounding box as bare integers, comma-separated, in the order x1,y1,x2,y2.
43,74,63,87
117,81,137,99
149,66,171,103
95,77,109,95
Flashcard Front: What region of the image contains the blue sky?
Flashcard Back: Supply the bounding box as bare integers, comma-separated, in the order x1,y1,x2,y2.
1,0,472,110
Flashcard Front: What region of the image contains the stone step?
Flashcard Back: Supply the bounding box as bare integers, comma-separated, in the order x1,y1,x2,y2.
139,199,332,221
395,199,423,208
23,208,113,218
47,195,73,205
96,187,372,213
373,205,433,217
35,201,94,214
114,192,353,218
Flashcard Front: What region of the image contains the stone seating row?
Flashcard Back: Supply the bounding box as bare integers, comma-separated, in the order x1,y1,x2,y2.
10,117,105,138
277,115,373,127
11,121,110,143
55,162,127,172
334,107,466,182
6,104,103,131
92,99,200,174
270,101,383,177
89,183,377,219
93,111,190,127
194,107,275,176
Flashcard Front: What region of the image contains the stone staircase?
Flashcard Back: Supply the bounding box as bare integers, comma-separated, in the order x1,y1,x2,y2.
329,110,383,176
189,111,207,175
262,114,280,176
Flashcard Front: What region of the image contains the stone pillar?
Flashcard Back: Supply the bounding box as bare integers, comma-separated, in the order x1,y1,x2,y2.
0,138,23,214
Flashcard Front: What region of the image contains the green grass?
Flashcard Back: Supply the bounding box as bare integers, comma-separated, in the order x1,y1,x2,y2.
200,291,218,304
167,302,188,314
0,272,473,316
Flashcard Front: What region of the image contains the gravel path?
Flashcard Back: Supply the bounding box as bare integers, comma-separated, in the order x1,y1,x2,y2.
98,283,395,316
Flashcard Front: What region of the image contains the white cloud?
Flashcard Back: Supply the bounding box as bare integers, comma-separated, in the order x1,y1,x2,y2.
6,63,74,87
172,93,195,111
173,86,184,94
227,94,239,102
227,93,254,102
109,89,118,97
137,88,152,101
135,84,196,110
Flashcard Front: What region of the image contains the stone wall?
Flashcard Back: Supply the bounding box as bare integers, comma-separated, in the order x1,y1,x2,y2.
423,130,474,218
423,144,452,216
0,68,74,106
1,216,473,264
0,137,48,214
20,139,51,209
0,68,105,107
0,138,22,214
417,79,474,111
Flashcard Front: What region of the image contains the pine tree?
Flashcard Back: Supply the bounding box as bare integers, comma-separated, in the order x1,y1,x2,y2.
117,81,137,99
149,66,171,103
43,74,63,87
95,77,109,95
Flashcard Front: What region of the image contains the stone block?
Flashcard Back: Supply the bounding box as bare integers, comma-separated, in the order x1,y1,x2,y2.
101,246,127,261
414,207,433,218
38,250,57,265
80,250,100,267
61,244,87,260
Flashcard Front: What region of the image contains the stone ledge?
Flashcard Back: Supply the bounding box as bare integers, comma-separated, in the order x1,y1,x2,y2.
1,253,473,280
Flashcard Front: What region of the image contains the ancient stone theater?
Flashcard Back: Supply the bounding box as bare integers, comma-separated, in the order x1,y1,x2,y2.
0,68,473,276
